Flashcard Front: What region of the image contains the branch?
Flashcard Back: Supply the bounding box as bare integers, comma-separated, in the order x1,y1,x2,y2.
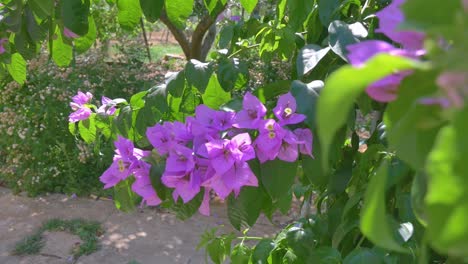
159,10,191,60
190,5,227,61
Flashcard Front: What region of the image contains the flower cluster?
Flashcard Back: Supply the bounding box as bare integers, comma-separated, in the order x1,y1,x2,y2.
68,91,119,123
346,0,425,102
99,136,162,206
99,91,313,215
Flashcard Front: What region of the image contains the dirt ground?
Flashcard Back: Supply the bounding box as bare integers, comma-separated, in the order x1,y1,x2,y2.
0,187,285,264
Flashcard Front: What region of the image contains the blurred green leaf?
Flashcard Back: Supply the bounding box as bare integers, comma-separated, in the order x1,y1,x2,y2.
139,0,163,22
117,0,142,30
6,53,26,84
61,0,90,36
202,74,231,109
165,0,194,29
240,0,258,13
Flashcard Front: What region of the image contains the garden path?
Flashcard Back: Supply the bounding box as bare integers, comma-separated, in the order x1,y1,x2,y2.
0,187,284,264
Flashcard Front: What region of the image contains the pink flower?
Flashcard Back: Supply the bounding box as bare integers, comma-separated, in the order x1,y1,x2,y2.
63,27,79,38
69,91,93,123
0,38,8,54
233,92,267,129
273,92,306,126
375,0,425,50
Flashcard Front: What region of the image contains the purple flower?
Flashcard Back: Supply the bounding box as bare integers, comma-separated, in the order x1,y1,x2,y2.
273,92,306,126
99,136,146,189
233,92,267,129
165,145,195,175
254,119,286,163
347,40,420,67
69,91,93,123
97,96,117,116
204,133,255,175
99,161,131,189
421,71,468,109
294,128,314,157
132,161,162,206
202,161,258,199
230,15,241,22
375,0,425,50
277,131,299,162
64,27,79,39
346,41,419,102
198,188,211,216
147,121,192,155
0,38,7,54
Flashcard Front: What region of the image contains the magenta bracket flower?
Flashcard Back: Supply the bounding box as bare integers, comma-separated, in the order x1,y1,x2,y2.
233,92,267,129
97,96,117,116
0,38,8,54
254,119,287,163
273,92,306,126
69,91,93,123
63,27,79,39
345,0,426,102
294,128,314,157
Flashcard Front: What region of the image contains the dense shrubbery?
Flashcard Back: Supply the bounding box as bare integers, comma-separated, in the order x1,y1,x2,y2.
0,49,173,196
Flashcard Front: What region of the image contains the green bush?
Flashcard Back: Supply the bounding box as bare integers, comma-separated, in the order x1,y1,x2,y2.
0,49,172,196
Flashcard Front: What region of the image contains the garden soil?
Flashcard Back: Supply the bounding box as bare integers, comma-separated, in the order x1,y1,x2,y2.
0,187,289,264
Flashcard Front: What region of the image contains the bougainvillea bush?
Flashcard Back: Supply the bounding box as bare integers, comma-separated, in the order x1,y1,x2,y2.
2,0,468,263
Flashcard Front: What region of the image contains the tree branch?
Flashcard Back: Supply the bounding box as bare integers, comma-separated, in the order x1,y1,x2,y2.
159,10,191,60
190,5,227,61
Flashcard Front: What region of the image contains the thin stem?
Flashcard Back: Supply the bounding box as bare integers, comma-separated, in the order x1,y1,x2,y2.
356,235,366,248
140,18,152,62
236,236,263,241
228,44,260,59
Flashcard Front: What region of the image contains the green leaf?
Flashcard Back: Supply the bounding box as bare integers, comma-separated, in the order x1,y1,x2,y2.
217,58,248,92
78,114,96,143
179,87,201,115
254,80,291,103
360,159,408,253
287,0,314,31
307,247,341,263
218,24,234,49
402,0,460,37
202,74,231,109
114,106,133,139
296,44,331,78
384,71,442,170
52,28,73,67
318,0,340,26
291,80,323,130
343,248,382,264
328,20,367,61
286,226,316,259
117,0,142,30
74,15,97,54
240,0,258,13
29,0,53,18
317,54,420,170
172,189,204,220
113,177,139,212
61,0,90,36
165,0,194,29
426,106,468,258
260,159,298,202
185,60,213,93
130,91,148,110
207,238,226,264
139,0,163,22
166,71,186,98
252,239,275,264
6,53,26,84
227,186,268,230
231,244,251,264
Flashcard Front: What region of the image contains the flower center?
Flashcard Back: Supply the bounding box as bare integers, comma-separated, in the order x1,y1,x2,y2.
283,107,292,117
268,132,276,139
247,109,257,119
118,159,126,172
267,124,274,130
